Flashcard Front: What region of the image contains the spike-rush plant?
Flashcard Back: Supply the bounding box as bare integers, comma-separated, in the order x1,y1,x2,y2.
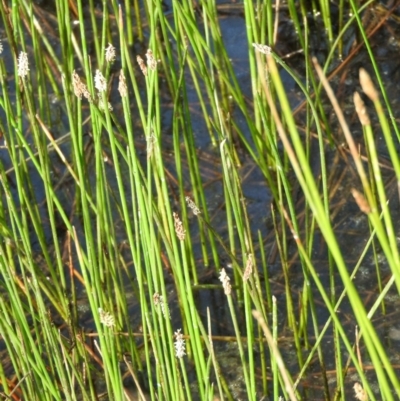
0,0,398,399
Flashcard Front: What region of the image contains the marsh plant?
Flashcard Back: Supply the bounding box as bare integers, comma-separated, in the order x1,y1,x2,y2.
0,0,399,400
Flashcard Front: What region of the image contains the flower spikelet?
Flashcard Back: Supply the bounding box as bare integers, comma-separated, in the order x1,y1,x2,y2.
354,383,368,401
185,196,200,215
0,40,3,55
359,68,378,102
253,43,272,55
72,70,83,98
118,69,127,98
351,188,371,214
146,49,157,71
137,56,147,76
98,308,115,328
174,329,186,358
243,254,253,281
98,96,113,111
219,268,231,295
354,92,370,126
17,52,29,77
94,70,107,92
173,212,185,241
82,86,92,102
72,70,92,102
146,134,156,159
154,292,170,319
105,43,116,63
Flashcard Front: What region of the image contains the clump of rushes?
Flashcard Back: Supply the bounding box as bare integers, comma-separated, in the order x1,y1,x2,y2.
0,0,399,400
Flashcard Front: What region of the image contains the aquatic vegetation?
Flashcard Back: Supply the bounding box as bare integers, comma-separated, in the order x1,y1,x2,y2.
0,0,399,400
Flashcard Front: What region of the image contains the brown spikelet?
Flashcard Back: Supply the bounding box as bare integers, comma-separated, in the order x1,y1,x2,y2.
118,69,127,98
359,68,378,102
137,56,147,76
353,92,370,126
243,254,253,281
173,212,186,241
146,49,157,71
351,188,371,214
72,70,92,102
